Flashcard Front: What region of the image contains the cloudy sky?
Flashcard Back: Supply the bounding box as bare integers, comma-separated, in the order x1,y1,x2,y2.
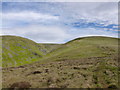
1,1,119,43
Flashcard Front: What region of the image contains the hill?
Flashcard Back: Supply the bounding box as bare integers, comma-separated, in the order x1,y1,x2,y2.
42,36,118,62
2,35,118,67
2,35,59,67
2,35,119,88
2,35,62,67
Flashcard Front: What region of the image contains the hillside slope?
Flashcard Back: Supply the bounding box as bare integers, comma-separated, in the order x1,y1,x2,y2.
2,35,61,67
2,35,46,67
39,43,61,54
2,36,119,67
43,36,118,62
2,36,119,88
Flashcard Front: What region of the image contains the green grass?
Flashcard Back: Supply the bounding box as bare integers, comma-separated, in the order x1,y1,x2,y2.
43,36,118,62
2,35,47,67
2,35,119,88
2,35,119,67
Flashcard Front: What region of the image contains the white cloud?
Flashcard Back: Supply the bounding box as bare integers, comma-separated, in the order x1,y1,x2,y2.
2,11,59,21
1,2,118,43
2,25,70,43
2,25,118,43
2,2,118,27
113,25,118,28
61,2,118,25
3,0,119,2
68,28,118,40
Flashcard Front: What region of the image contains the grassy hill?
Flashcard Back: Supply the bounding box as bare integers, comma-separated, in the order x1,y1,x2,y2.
2,35,119,88
39,43,61,54
2,35,62,67
42,36,118,62
2,35,118,67
2,35,59,67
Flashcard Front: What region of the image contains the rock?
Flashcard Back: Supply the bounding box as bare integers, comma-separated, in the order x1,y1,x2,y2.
45,68,49,73
32,71,42,74
108,84,118,89
49,84,58,88
10,81,31,89
73,66,80,70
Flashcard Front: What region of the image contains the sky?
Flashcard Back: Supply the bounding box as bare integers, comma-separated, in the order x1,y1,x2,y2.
1,1,119,43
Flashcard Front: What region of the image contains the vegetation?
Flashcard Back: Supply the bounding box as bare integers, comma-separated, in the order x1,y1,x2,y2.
2,35,61,67
2,35,119,88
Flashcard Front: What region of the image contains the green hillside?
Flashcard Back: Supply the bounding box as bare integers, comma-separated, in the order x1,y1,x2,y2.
43,36,118,62
2,35,61,67
39,43,61,54
2,35,119,88
2,35,46,67
2,36,119,67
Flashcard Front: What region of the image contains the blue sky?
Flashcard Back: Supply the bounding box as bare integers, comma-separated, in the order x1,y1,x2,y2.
1,2,119,43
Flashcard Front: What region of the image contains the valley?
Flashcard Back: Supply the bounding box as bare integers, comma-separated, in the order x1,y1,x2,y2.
1,35,119,88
